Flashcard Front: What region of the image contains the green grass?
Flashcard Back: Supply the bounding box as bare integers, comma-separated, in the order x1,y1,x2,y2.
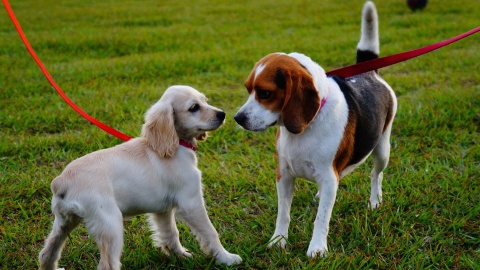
1,0,479,269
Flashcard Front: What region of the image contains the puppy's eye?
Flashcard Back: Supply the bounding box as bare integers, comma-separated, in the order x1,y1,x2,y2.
188,104,200,112
257,90,272,99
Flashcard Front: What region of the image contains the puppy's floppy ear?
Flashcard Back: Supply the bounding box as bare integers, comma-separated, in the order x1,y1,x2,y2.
281,68,321,134
142,102,179,158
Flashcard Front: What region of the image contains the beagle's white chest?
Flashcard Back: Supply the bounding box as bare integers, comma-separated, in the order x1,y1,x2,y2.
276,130,320,180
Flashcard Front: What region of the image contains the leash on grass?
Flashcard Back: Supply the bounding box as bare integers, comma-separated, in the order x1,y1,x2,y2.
3,0,479,141
3,0,132,141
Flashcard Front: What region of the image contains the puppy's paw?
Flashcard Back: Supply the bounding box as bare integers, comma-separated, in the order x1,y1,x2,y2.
267,235,287,249
159,244,192,259
215,252,242,265
175,247,193,259
306,243,328,258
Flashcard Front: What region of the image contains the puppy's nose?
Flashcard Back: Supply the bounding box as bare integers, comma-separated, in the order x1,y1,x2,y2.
216,111,226,121
234,112,246,126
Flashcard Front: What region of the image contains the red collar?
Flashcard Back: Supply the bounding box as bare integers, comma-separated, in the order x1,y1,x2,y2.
179,139,197,151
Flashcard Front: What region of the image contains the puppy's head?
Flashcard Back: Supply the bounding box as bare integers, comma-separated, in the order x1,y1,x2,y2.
142,85,225,157
234,53,321,134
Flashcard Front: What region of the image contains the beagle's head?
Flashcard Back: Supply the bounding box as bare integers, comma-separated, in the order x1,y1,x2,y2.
234,53,321,134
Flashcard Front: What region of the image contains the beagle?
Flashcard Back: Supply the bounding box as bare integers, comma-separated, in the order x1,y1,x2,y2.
39,86,242,269
234,1,397,257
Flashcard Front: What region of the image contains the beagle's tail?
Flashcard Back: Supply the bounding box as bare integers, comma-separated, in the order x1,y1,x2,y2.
356,1,379,64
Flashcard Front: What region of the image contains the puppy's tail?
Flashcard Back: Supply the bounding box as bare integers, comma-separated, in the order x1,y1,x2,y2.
356,1,379,64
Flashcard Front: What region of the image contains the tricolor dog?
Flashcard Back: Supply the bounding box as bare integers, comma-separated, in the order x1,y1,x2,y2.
234,2,397,257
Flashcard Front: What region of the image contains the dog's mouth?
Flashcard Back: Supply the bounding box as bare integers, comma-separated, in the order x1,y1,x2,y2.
198,127,215,132
248,121,277,132
268,121,277,127
198,124,222,132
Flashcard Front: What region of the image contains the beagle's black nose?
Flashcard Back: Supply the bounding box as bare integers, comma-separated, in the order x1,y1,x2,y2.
234,113,246,126
216,111,226,121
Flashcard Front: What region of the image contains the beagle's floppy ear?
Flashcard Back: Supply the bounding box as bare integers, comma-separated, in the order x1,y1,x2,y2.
281,68,321,134
141,102,179,158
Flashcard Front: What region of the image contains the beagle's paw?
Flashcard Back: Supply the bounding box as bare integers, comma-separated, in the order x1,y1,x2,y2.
306,242,328,258
267,234,287,249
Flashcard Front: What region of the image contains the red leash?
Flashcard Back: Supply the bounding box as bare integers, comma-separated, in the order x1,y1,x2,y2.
3,0,132,141
326,26,480,78
3,0,479,141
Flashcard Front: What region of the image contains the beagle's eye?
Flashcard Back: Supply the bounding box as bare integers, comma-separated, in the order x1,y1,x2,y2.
257,90,272,99
188,104,200,112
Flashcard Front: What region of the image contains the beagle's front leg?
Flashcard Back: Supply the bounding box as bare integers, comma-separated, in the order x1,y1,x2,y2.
307,168,339,258
268,174,295,249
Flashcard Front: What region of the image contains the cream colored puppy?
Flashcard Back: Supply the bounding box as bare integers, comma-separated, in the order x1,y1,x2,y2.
39,85,242,270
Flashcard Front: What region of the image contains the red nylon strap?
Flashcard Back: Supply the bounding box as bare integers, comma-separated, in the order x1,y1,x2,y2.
326,26,480,78
179,139,197,151
3,0,132,141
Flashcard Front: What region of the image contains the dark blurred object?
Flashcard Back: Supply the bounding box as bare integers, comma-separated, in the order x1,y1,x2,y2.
407,0,428,11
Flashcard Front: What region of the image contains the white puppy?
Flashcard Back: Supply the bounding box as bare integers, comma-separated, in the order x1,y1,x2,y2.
39,85,242,270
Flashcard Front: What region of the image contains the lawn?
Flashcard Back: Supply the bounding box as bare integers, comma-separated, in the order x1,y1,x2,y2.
1,0,479,269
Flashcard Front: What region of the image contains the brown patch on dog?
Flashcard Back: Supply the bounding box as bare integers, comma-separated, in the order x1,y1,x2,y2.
245,56,287,113
333,114,357,179
281,71,320,134
383,96,394,132
244,53,321,134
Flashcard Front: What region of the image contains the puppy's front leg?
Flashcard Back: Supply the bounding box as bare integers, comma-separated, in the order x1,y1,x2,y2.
268,174,295,249
148,210,192,258
307,169,338,258
177,196,242,265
